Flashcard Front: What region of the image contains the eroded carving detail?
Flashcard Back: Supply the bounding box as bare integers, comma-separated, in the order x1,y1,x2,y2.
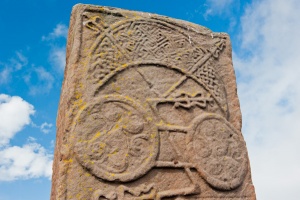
74,95,158,182
92,182,200,200
83,16,226,101
70,8,250,200
74,93,247,199
92,184,156,200
187,114,248,190
194,60,222,98
150,91,213,110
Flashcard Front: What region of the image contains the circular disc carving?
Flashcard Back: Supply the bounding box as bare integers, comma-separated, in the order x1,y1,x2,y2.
74,95,158,182
188,113,248,190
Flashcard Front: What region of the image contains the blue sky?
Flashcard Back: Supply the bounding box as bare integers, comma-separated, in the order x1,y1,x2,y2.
0,0,300,199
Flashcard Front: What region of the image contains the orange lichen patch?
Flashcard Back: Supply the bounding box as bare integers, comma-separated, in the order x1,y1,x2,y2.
98,80,104,85
90,131,101,142
147,117,153,122
64,158,73,163
111,82,121,92
85,173,91,177
79,103,87,111
107,148,119,157
75,91,82,100
115,86,121,92
75,193,82,199
99,142,106,149
156,120,165,126
121,63,128,68
105,171,116,178
72,87,87,118
150,133,156,139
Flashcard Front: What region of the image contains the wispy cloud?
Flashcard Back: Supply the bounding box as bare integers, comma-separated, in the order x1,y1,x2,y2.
49,46,66,72
42,23,68,73
0,52,28,84
12,52,28,70
0,68,12,85
50,140,55,148
204,0,235,17
234,0,300,199
24,67,54,95
203,0,239,32
31,122,53,134
42,23,68,41
40,122,53,134
0,94,35,146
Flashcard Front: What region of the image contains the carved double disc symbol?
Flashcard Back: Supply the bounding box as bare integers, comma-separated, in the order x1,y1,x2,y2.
187,114,248,190
74,95,159,182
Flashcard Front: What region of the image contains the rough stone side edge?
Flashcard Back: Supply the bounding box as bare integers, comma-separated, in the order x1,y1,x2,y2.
50,4,85,200
219,34,256,199
219,34,242,131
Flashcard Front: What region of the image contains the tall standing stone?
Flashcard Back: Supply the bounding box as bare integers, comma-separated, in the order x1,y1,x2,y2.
51,4,256,200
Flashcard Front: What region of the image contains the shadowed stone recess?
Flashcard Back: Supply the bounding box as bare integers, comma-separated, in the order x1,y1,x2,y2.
51,4,256,200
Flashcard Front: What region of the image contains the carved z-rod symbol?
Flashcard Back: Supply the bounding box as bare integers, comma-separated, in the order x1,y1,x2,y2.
148,92,213,110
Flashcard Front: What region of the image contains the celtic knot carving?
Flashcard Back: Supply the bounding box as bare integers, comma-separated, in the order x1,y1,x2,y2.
194,59,221,98
83,17,226,100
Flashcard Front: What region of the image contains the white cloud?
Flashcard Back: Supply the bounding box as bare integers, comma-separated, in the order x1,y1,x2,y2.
49,46,66,72
0,94,35,146
42,23,68,41
234,0,300,199
25,67,54,95
0,142,53,181
0,95,53,181
40,122,53,134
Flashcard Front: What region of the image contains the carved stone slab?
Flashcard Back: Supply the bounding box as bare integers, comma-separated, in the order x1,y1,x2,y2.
51,4,256,200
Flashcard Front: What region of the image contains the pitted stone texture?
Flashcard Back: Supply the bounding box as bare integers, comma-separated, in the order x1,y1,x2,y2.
51,4,256,200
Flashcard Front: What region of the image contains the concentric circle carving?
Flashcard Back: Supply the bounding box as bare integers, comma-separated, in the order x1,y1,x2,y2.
188,113,248,190
73,95,159,182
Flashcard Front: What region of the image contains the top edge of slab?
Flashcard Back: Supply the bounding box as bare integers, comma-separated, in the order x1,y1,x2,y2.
71,3,229,37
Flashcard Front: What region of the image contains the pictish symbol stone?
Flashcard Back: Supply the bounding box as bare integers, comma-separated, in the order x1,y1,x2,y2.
51,4,256,200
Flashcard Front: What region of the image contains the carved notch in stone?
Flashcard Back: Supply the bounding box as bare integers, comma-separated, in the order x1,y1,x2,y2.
51,4,256,200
